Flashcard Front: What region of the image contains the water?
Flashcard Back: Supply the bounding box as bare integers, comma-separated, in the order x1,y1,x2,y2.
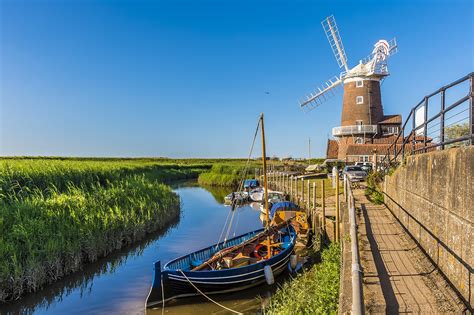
1,181,284,315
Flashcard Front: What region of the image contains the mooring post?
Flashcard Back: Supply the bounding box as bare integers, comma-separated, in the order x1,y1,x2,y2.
307,179,310,210
335,170,340,243
290,176,293,201
312,181,316,209
301,178,304,208
295,177,298,204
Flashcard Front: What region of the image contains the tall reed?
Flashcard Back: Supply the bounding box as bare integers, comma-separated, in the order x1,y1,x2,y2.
0,159,207,302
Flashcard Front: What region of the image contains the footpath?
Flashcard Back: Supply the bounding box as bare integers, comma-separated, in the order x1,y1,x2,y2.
353,189,465,313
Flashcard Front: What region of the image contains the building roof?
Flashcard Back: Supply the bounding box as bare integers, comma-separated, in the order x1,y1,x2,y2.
326,140,339,159
346,144,390,156
379,114,402,125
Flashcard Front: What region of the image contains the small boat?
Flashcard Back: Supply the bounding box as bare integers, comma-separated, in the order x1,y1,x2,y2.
223,191,248,205
249,188,264,202
145,223,296,308
251,189,285,203
270,201,309,235
146,113,296,308
243,179,260,190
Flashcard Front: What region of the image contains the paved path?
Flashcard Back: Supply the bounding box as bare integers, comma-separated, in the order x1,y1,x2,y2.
354,189,465,314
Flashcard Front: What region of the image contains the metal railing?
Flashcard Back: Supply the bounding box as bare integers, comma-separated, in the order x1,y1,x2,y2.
344,176,364,314
381,72,474,166
332,124,378,137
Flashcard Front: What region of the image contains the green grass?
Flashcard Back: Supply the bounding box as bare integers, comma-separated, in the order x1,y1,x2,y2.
197,162,260,187
365,171,384,204
0,158,212,302
265,243,341,314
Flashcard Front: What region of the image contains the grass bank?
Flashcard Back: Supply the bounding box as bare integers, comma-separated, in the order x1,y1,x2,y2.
265,243,341,314
0,158,209,302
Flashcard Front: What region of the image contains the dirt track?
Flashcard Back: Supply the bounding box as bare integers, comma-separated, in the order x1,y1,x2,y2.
354,189,466,313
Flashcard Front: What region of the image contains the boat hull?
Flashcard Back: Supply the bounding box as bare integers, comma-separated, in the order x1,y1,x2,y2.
146,227,295,308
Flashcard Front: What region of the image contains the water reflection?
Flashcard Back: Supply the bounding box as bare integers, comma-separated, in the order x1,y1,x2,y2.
1,217,180,315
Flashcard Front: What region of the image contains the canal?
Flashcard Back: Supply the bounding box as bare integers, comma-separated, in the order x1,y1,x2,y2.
2,181,284,315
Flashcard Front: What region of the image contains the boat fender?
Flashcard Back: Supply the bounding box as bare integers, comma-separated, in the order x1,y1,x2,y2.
290,254,298,270
264,265,274,285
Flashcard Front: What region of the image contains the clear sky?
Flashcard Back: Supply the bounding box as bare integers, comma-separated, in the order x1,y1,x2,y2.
1,0,473,158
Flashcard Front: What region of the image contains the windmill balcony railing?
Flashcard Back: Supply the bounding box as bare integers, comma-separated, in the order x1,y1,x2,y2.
332,125,378,136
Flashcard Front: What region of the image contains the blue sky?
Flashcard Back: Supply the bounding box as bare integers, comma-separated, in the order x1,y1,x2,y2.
1,0,473,158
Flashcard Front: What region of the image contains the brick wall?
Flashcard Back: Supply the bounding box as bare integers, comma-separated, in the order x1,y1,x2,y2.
341,79,384,126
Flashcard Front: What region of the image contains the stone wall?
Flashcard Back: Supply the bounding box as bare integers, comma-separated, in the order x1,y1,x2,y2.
383,146,473,308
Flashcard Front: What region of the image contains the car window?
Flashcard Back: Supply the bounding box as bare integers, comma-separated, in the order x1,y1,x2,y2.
347,166,364,171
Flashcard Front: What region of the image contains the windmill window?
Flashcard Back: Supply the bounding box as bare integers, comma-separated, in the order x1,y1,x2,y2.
356,80,364,87
356,96,364,104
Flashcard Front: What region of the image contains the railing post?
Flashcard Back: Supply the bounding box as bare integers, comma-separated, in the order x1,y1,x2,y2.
412,108,416,155
401,121,405,162
312,181,316,209
335,170,340,243
440,90,446,150
470,74,474,145
393,140,397,161
423,96,428,153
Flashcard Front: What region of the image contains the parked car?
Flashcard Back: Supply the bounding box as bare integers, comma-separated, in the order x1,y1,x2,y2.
355,162,373,173
343,166,368,182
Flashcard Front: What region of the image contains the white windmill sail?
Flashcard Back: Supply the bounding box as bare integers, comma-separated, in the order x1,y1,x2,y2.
300,15,347,111
299,15,398,113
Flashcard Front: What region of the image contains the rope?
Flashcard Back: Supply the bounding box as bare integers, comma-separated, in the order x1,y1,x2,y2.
217,117,261,247
178,269,243,315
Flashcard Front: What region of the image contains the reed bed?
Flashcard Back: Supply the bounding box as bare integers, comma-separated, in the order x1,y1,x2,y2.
197,162,260,187
0,158,209,302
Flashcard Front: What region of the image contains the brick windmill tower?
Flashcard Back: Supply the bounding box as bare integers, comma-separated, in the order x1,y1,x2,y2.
300,15,401,162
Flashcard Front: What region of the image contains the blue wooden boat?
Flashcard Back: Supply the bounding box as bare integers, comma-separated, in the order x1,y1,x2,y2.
146,223,296,308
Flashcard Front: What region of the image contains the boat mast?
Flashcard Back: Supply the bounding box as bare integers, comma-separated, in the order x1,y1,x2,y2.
260,113,272,259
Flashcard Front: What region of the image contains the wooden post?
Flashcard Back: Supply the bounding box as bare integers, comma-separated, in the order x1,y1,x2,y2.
335,170,340,243
295,177,299,204
307,179,311,210
322,180,326,236
301,178,304,207
312,182,316,209
290,176,293,200
312,181,317,233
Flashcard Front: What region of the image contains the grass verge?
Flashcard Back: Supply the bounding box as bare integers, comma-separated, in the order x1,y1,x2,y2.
265,243,341,314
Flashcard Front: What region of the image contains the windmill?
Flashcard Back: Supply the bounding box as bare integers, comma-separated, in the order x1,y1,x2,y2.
299,15,399,159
